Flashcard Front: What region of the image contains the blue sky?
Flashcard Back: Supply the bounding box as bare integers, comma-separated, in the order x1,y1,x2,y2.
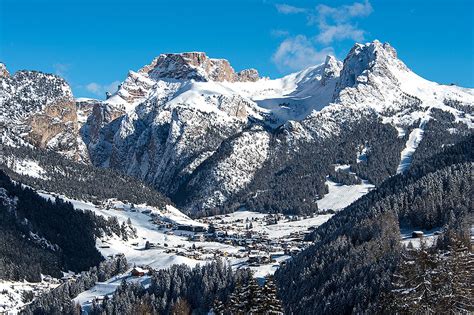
1,0,473,98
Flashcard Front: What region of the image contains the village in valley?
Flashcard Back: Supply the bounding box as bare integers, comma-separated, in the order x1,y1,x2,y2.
29,189,439,311
43,196,332,310
94,197,334,278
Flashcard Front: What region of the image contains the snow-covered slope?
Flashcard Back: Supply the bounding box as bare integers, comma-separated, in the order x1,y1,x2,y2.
304,41,474,138
81,51,347,213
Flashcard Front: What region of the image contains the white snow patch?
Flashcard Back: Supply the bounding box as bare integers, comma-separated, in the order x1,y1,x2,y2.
317,179,374,211
0,277,60,314
396,117,428,174
400,227,441,249
73,271,152,313
7,159,47,179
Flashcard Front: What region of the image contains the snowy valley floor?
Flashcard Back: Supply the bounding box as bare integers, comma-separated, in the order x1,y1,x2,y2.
1,172,387,312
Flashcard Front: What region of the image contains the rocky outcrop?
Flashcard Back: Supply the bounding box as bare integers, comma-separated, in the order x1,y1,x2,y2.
177,126,271,213
116,70,156,104
140,52,259,82
28,99,77,148
0,70,86,160
333,40,408,107
237,68,260,82
0,63,9,78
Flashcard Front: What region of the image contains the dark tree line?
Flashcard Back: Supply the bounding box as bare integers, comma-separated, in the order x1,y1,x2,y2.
380,215,473,314
86,260,283,315
90,260,249,315
409,108,472,171
327,168,361,185
274,135,473,314
0,170,130,282
214,275,283,315
1,145,172,209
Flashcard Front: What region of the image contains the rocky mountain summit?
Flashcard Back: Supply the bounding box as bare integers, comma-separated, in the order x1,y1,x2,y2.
108,52,259,107
141,52,260,82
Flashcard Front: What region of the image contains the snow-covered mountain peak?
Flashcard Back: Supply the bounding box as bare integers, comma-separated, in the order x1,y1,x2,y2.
321,55,343,85
104,52,261,113
332,40,474,113
323,55,341,72
336,40,408,96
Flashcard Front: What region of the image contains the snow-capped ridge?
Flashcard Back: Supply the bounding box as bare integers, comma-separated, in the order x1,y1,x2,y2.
332,40,473,117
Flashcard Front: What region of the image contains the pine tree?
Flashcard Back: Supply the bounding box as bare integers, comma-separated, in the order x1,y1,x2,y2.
227,281,246,314
247,277,264,314
382,221,474,314
211,297,225,315
171,297,191,315
262,275,284,314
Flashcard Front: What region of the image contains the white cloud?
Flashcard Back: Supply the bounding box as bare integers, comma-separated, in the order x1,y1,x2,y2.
85,81,120,96
316,0,373,23
85,82,101,94
272,35,334,71
313,0,373,44
275,3,306,14
316,23,365,44
272,1,373,72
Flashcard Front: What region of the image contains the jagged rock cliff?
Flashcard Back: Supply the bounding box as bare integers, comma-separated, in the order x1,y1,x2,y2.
0,68,87,161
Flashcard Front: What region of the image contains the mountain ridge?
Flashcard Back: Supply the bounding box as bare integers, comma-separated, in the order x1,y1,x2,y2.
1,40,472,216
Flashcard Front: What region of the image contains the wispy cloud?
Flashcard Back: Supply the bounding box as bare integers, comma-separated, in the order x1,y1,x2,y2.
270,29,290,38
272,35,333,71
53,63,70,78
85,81,120,97
316,23,365,44
272,1,373,71
275,3,306,14
315,0,373,23
313,0,373,44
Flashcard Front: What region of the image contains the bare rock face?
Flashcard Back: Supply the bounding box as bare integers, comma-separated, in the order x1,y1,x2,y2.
0,70,86,160
237,68,259,82
28,99,77,148
0,63,9,78
117,70,155,104
139,52,259,82
81,100,124,145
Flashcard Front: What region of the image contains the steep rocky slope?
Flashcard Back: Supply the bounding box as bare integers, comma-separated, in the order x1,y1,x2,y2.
0,64,87,161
